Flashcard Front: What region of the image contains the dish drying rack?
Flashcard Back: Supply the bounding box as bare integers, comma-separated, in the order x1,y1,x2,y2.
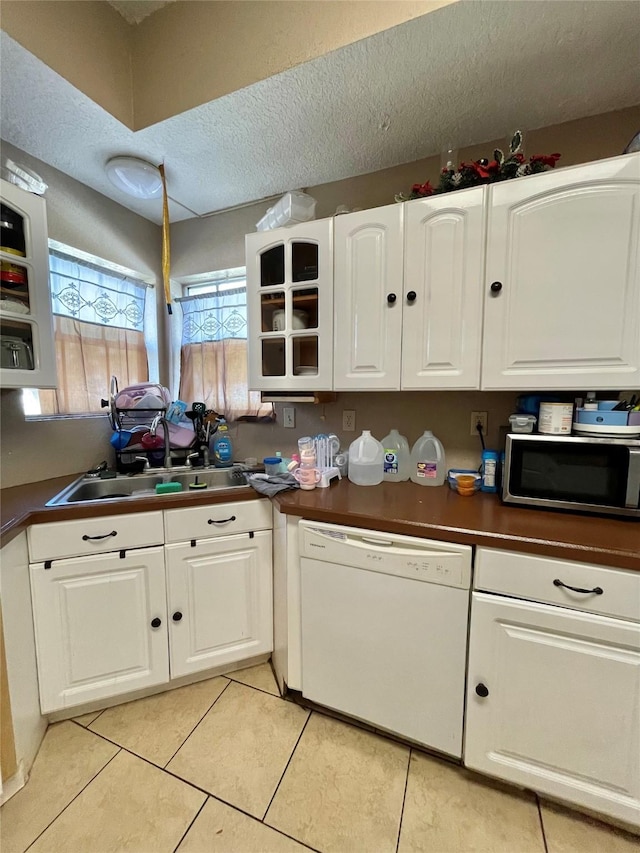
311,433,342,488
101,377,192,472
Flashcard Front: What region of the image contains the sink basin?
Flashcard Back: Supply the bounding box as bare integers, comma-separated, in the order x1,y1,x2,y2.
46,466,250,506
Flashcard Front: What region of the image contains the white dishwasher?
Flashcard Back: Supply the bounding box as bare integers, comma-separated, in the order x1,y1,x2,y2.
299,520,472,758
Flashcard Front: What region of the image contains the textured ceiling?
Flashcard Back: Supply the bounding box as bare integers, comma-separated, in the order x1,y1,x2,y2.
106,1,175,25
1,0,640,225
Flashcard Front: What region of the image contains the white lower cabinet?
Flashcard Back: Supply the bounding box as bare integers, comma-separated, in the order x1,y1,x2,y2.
465,579,640,828
30,547,169,714
165,531,273,678
29,502,274,714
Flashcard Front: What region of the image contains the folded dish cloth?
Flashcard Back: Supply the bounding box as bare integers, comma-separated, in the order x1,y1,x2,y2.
248,472,299,496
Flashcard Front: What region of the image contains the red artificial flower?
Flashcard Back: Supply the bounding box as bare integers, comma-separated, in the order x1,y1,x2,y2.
462,161,491,179
411,181,434,196
514,153,525,163
529,153,561,168
486,160,500,172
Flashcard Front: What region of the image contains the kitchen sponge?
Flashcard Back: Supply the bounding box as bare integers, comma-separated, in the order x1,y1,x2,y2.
155,482,183,494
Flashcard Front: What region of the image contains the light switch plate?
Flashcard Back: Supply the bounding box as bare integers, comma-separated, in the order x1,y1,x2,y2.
283,407,295,428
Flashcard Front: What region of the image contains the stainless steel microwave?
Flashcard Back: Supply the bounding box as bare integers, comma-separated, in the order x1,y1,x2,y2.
503,434,640,519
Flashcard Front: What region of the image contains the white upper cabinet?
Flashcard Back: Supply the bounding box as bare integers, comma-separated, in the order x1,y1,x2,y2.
1,179,57,389
482,153,640,390
333,204,404,390
402,188,486,389
333,190,486,391
246,219,333,391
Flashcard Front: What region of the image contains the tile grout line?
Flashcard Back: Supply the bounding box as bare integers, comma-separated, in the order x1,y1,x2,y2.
395,746,412,853
536,794,550,853
261,707,314,824
162,678,233,769
22,747,122,852
172,795,208,853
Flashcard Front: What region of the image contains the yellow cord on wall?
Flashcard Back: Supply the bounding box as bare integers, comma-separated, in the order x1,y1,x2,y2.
159,163,172,315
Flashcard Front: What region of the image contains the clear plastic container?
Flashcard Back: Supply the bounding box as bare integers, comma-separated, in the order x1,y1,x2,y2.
256,192,317,231
348,430,384,486
263,457,282,476
381,429,410,482
409,431,446,486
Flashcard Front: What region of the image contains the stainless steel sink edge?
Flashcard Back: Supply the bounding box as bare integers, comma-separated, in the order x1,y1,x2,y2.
46,465,250,507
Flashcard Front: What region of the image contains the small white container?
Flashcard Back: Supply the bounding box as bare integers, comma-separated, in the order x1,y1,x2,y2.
272,309,308,331
539,402,573,435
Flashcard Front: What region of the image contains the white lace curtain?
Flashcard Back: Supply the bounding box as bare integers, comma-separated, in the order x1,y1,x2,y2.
177,289,272,422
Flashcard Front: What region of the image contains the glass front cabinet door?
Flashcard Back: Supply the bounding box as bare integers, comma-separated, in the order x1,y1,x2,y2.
246,219,333,390
0,179,57,388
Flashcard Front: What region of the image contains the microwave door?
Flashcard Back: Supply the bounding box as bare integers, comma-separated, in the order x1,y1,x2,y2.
510,442,630,508
626,448,640,509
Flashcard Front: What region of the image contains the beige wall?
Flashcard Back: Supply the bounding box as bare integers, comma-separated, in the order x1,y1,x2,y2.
0,142,164,489
2,0,454,130
0,1,134,127
132,0,454,128
2,105,639,489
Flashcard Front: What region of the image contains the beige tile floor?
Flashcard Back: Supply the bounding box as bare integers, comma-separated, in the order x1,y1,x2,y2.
2,662,639,853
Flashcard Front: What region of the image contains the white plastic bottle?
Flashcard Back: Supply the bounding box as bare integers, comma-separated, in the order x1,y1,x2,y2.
348,430,384,486
381,429,410,482
410,430,446,486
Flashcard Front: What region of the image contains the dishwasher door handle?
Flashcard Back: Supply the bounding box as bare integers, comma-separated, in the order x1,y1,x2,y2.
360,536,394,547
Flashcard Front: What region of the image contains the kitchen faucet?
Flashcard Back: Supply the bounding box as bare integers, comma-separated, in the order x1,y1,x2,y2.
160,417,173,468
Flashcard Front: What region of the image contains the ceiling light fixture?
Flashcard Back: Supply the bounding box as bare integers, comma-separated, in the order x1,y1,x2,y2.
105,156,163,199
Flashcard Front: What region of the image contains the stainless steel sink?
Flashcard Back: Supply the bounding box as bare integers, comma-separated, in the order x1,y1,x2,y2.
46,466,250,506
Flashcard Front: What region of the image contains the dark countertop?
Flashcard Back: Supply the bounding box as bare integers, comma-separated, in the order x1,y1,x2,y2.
0,472,261,545
273,480,640,572
2,474,638,571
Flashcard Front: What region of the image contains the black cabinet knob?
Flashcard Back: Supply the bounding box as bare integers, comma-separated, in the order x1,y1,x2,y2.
150,617,162,629
387,293,397,304
172,611,183,622
490,281,503,294
406,291,417,303
475,683,489,698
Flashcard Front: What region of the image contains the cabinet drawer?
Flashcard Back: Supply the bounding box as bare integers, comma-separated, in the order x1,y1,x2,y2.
164,499,272,543
28,511,164,562
475,547,640,622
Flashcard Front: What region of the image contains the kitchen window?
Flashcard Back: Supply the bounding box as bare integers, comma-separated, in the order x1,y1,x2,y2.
24,245,156,417
175,267,272,422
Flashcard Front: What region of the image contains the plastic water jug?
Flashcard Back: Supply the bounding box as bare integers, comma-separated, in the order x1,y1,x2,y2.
348,430,384,486
410,430,446,486
381,429,410,482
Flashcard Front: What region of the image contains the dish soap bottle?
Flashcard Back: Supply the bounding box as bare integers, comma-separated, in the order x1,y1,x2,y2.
212,419,233,468
381,429,410,482
410,430,446,486
348,430,384,486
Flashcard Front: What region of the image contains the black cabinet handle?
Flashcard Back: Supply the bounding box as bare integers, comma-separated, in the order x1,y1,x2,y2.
82,530,117,541
406,291,417,303
490,281,503,295
475,683,489,698
387,293,397,304
208,515,237,525
172,611,183,622
150,617,162,628
553,579,603,595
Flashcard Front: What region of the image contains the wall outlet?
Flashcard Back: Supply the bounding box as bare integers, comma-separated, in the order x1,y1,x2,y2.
470,411,488,437
343,410,356,432
283,407,296,428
